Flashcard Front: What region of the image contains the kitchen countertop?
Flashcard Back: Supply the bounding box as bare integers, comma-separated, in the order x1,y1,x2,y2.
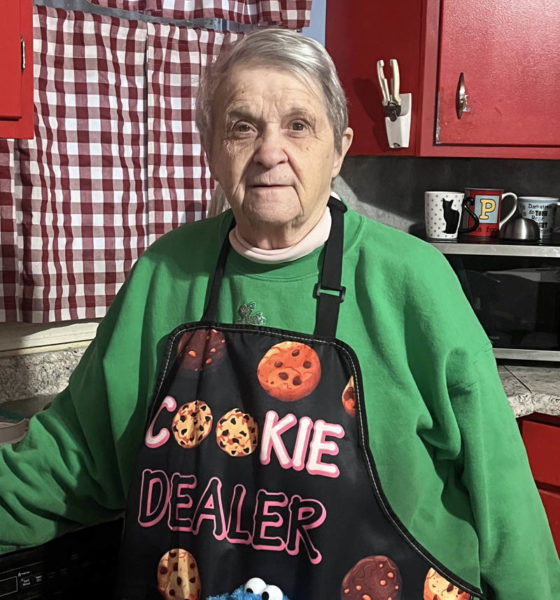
498,363,560,418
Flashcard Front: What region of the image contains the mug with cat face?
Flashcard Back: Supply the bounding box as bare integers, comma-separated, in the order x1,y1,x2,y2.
425,191,479,241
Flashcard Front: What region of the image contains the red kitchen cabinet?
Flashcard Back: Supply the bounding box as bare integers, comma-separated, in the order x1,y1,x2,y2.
539,490,560,557
0,0,34,139
520,414,560,556
325,0,560,159
521,419,560,488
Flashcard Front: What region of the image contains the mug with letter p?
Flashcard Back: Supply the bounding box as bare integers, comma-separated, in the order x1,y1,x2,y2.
461,188,517,240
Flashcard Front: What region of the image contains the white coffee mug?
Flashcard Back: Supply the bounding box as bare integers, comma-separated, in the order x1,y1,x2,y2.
425,191,479,240
517,196,560,243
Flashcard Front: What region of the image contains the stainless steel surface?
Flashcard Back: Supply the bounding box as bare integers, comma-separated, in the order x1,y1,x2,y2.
500,217,541,242
456,72,470,119
430,241,560,257
494,348,560,362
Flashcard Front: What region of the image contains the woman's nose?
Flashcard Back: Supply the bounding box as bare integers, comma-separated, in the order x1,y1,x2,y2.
253,127,288,168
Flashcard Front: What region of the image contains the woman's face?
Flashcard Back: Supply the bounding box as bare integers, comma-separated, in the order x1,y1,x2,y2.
207,65,352,249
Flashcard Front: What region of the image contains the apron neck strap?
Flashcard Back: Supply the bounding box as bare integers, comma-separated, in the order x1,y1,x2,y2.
202,196,347,339
201,214,235,323
313,196,346,338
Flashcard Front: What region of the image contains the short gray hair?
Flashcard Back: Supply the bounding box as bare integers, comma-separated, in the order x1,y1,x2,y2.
195,28,349,153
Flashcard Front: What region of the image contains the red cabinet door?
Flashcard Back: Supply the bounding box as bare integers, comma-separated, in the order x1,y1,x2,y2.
539,490,560,557
436,0,560,146
0,2,23,120
521,420,560,488
0,0,34,139
326,0,560,158
520,415,560,555
325,0,423,156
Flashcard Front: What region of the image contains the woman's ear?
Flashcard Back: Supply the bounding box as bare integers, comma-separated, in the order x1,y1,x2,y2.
331,127,354,178
201,135,212,172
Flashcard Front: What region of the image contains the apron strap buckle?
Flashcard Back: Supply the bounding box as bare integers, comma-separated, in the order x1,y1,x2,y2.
314,282,346,303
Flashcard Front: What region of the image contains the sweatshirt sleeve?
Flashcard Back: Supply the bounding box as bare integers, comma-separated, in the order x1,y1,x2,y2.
451,346,560,599
0,214,225,555
395,242,560,599
0,259,162,553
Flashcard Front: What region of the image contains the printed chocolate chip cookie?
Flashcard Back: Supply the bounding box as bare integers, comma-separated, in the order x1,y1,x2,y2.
157,548,201,600
172,400,213,449
341,555,402,600
178,328,226,372
257,341,321,402
216,408,259,457
342,375,356,417
423,568,471,600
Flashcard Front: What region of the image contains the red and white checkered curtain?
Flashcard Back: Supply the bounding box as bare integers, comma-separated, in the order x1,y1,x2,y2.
146,24,241,243
87,0,312,29
0,141,17,318
0,6,240,322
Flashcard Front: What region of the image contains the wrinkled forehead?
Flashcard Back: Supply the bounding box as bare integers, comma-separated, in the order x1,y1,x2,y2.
212,64,329,120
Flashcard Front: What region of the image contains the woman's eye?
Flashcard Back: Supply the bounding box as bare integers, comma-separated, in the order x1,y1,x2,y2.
244,578,267,594
262,585,284,600
232,122,255,135
290,121,307,132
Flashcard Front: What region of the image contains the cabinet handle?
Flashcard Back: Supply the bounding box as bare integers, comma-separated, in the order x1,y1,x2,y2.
456,72,470,119
21,36,26,71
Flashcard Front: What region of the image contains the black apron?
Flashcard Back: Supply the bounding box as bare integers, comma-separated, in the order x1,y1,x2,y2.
117,197,484,600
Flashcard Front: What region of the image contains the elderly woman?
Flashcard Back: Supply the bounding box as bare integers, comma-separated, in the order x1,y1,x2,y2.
0,29,558,600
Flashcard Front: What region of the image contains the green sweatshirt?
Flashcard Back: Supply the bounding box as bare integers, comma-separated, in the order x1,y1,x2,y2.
0,205,558,599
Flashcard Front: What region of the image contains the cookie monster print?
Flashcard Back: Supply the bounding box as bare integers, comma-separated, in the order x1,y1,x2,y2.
207,578,289,600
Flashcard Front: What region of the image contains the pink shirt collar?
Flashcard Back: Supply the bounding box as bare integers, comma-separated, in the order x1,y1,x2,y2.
229,206,332,264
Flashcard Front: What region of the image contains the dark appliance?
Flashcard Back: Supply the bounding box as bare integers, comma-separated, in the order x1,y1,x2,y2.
0,518,122,599
431,242,560,362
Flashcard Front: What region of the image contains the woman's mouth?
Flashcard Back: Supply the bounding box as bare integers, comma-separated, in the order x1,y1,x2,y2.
250,184,289,189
